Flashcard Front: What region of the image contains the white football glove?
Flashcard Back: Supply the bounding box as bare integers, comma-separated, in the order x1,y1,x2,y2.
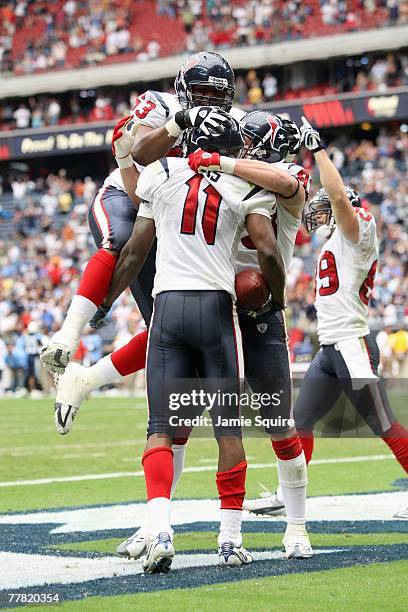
165,106,232,138
112,115,139,168
300,116,323,153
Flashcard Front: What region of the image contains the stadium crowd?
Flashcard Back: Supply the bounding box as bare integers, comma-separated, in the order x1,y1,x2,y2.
1,0,407,75
1,50,406,131
0,127,407,395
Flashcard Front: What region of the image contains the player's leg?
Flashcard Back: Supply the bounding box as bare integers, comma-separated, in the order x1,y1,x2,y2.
337,333,408,473
240,309,313,558
141,291,196,573
293,345,344,460
195,291,252,567
53,200,154,431
41,186,135,373
53,331,149,435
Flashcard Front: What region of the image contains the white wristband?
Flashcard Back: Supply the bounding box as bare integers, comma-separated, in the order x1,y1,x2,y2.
165,117,182,138
220,156,236,174
116,153,134,169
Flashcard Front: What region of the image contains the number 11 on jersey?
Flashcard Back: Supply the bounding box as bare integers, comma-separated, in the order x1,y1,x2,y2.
180,175,222,245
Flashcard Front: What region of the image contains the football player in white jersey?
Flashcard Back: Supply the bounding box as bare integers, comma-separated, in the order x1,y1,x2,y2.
40,52,236,376
52,111,314,560
189,111,313,557
291,118,408,476
101,120,286,572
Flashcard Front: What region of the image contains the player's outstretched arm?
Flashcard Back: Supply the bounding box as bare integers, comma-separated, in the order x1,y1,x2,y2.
232,158,306,218
188,150,305,218
245,213,286,308
104,216,156,307
300,116,359,243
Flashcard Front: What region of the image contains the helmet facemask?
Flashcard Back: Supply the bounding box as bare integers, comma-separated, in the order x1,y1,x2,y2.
174,52,235,111
188,82,233,111
303,190,335,237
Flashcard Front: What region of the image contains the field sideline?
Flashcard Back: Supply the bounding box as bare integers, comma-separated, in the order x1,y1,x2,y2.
0,397,407,610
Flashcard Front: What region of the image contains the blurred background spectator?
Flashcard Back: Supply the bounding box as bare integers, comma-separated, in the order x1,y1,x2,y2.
0,50,407,131
1,0,407,76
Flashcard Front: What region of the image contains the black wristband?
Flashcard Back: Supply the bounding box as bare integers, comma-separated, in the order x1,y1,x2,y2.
312,145,324,153
99,303,111,314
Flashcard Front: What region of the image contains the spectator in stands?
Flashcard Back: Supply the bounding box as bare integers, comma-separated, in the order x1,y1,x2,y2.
13,103,31,129
47,99,61,126
2,0,405,77
1,50,407,130
262,72,278,100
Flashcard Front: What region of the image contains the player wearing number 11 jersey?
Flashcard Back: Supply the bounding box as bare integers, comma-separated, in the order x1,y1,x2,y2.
293,118,408,474
102,120,286,572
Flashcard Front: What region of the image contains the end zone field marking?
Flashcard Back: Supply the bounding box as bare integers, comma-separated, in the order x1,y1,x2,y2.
0,454,394,487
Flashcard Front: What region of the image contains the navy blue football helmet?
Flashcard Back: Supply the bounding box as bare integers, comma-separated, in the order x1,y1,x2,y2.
240,111,289,162
175,52,235,111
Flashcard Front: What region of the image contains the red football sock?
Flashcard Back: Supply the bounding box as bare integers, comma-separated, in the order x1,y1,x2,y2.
216,460,247,510
142,446,174,500
272,435,304,461
111,330,148,376
76,249,117,306
298,432,314,465
382,421,408,473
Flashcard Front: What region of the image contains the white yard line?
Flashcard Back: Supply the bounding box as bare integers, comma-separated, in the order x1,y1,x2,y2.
0,454,394,487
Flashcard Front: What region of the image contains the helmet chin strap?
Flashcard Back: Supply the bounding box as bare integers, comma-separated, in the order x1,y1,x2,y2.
316,218,335,239
315,224,332,238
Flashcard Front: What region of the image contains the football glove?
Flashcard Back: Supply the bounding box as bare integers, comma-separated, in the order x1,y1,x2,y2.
89,303,111,329
278,116,301,157
165,106,231,138
300,116,324,153
112,115,138,168
188,148,236,174
238,298,286,319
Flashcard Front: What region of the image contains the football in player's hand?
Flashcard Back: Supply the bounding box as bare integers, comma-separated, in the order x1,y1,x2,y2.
235,269,269,310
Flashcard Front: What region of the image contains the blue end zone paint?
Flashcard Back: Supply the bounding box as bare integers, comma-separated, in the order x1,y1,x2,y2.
1,520,407,556
392,478,408,489
1,545,408,607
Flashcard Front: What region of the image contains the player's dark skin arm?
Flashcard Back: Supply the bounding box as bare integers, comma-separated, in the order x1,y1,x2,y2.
119,165,142,207
104,216,156,307
245,213,286,307
131,125,177,166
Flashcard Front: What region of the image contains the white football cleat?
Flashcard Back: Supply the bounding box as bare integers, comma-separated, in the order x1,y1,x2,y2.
142,532,174,574
116,528,148,559
393,507,408,519
54,362,93,434
243,490,286,516
218,542,253,567
40,342,73,374
282,524,314,559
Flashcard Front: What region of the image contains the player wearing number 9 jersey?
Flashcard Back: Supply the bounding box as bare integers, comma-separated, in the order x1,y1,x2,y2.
293,117,408,476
